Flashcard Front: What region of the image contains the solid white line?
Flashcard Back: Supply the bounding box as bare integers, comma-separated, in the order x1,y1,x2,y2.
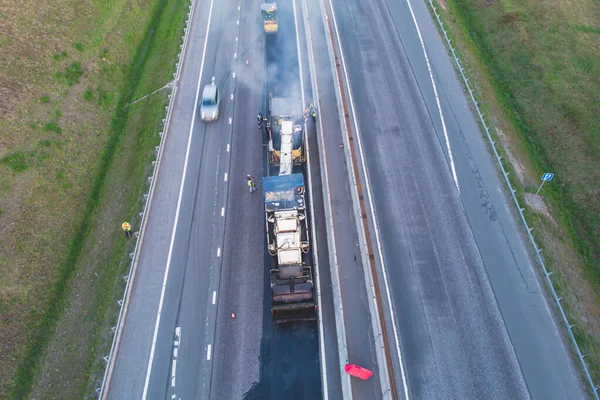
221,207,224,216
327,0,410,397
141,0,216,397
227,144,230,152
217,247,221,257
224,172,228,181
297,0,331,397
206,344,212,360
212,290,216,304
292,0,305,109
404,0,458,191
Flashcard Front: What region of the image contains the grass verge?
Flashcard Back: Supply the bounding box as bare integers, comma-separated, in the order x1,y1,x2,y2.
429,0,600,389
0,0,188,398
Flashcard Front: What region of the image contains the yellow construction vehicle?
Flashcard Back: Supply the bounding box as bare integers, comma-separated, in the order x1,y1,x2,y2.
261,2,278,34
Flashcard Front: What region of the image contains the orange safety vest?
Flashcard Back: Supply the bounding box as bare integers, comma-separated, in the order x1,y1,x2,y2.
122,222,131,231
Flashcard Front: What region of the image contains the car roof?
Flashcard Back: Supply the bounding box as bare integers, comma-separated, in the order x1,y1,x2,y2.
202,84,217,99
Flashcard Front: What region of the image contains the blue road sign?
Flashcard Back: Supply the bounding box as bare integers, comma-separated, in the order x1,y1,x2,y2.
541,173,554,181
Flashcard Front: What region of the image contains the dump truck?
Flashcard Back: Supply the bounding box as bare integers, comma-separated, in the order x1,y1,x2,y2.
261,2,278,34
264,173,316,323
267,93,305,169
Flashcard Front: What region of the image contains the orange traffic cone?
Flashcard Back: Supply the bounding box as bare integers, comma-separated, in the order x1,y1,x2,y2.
231,312,236,319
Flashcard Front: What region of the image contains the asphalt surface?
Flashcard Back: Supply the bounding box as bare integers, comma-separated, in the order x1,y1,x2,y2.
210,0,335,398
209,0,324,398
327,0,586,398
107,0,341,398
106,0,222,396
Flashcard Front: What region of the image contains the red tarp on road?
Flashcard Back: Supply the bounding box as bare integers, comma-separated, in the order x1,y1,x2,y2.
344,364,373,380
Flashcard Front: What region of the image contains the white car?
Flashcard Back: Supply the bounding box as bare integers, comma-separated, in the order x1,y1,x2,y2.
200,83,220,121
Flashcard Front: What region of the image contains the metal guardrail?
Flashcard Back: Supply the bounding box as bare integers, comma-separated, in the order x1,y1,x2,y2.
425,1,599,398
97,0,197,397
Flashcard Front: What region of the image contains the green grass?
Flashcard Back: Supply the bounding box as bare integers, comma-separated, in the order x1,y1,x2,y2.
438,0,600,386
7,0,189,397
446,0,600,266
83,89,94,101
96,86,115,109
43,122,62,134
1,152,29,173
55,62,84,86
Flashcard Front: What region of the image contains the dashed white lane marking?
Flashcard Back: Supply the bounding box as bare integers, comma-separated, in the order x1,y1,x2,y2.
171,360,177,387
206,344,212,360
230,94,234,100
212,291,217,304
217,247,221,257
221,207,225,216
227,144,230,152
173,347,178,358
236,37,238,42
224,172,228,181
236,20,239,25
238,5,240,10
233,72,236,79
229,117,232,124
234,52,237,58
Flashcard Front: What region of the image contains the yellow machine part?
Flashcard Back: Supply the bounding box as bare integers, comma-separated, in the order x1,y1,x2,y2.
264,20,278,33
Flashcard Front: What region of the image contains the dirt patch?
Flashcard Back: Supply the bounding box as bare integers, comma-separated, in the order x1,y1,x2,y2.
483,0,500,8
437,0,449,12
524,193,557,225
495,127,531,186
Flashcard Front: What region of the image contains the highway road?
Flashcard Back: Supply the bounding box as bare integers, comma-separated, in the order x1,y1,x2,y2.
103,0,586,397
106,0,241,397
104,0,341,398
209,0,328,398
325,0,586,398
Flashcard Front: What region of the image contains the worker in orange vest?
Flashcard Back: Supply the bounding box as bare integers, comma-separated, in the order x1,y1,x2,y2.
122,222,132,238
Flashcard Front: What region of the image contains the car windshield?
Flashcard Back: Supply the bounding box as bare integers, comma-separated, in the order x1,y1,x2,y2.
202,97,216,106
